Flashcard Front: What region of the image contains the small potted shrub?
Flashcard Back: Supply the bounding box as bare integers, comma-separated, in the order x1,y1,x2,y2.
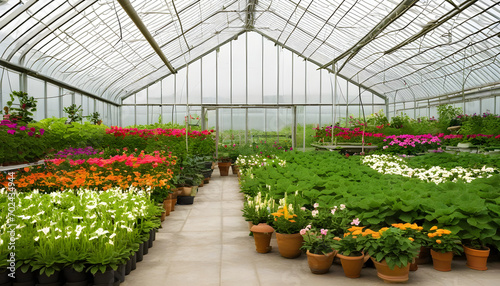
300,226,338,274
426,226,463,272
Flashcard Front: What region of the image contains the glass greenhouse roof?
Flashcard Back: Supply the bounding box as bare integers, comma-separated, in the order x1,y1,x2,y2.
0,0,498,104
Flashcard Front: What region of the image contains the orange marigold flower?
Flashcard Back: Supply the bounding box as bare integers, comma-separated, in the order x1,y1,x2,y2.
436,240,442,244
430,226,438,231
408,237,414,242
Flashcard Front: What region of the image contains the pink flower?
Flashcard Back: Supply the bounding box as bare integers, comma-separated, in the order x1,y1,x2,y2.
306,224,312,230
351,218,360,226
340,204,346,210
313,203,319,209
311,210,318,217
28,131,34,136
300,229,307,235
7,129,15,135
320,229,328,235
331,209,336,215
300,207,306,211
19,126,26,131
39,128,45,135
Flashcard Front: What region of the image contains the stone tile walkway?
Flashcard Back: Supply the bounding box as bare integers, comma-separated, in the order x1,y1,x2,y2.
122,168,500,286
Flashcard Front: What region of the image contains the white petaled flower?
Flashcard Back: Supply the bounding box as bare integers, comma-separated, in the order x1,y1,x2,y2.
340,204,346,210
68,206,75,212
18,215,31,220
39,227,51,235
311,210,318,217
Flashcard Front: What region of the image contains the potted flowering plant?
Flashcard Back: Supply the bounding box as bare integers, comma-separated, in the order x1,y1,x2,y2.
308,203,352,237
271,193,307,258
334,224,371,278
426,226,462,272
364,226,421,283
300,226,339,274
462,239,490,271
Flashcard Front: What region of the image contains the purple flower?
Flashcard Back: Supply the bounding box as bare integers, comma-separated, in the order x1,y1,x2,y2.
28,131,34,136
19,126,26,131
40,129,45,135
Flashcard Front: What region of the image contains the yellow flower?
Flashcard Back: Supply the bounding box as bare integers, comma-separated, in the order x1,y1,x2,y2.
436,239,442,244
379,227,389,234
408,237,414,242
430,226,438,231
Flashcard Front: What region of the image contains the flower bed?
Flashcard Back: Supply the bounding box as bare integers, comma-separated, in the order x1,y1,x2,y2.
0,188,160,275
239,151,500,249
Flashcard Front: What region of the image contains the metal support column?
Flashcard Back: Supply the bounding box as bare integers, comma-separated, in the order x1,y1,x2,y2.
292,106,297,150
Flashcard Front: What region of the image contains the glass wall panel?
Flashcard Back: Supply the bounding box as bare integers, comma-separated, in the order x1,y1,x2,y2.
231,109,246,145
176,69,187,104
232,37,246,104
27,77,45,121
202,52,216,104
292,55,305,104
162,76,175,104
62,90,73,119
1,70,20,108
465,100,479,115
149,106,161,124
248,108,265,141
122,106,135,127
263,40,277,104
307,61,320,104
174,106,186,124
162,106,173,124
187,60,201,104
136,89,147,104
82,96,89,117
88,98,95,115
218,45,231,104
123,95,135,104
46,83,60,118
280,49,293,104
496,96,499,114
321,70,333,104
136,106,147,125
481,98,494,114
247,33,262,105
148,82,161,104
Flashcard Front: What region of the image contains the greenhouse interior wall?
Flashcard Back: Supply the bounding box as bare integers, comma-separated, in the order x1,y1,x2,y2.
1,31,499,147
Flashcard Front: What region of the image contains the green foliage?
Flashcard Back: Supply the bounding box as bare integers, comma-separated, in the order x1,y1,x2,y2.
459,113,500,137
87,112,101,125
364,227,421,270
300,227,340,255
239,151,500,250
63,104,83,123
4,91,37,123
405,152,500,169
437,104,463,128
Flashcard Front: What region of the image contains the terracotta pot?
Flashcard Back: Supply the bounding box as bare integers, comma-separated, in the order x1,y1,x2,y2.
179,187,192,196
430,249,453,271
171,198,176,211
163,199,171,216
306,250,336,274
415,246,431,264
247,221,254,231
337,252,365,278
218,162,231,176
464,245,490,271
231,165,240,175
199,181,204,187
275,232,303,258
250,223,274,253
371,257,410,283
160,211,166,222
409,258,418,271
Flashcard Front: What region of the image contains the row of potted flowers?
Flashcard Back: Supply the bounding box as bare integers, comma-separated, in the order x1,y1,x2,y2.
243,192,490,283
0,187,161,286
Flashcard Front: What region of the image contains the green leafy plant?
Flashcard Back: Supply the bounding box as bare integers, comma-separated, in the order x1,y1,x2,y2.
437,104,462,129
63,104,83,123
242,192,276,225
300,226,339,255
87,112,102,125
3,91,37,123
270,193,307,234
426,226,463,254
364,227,421,270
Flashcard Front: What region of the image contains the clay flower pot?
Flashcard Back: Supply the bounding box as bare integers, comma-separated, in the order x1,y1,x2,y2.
306,250,336,274
337,252,365,278
430,249,454,271
275,232,303,258
464,245,490,271
371,258,410,283
218,162,231,176
163,198,171,216
415,246,431,265
250,223,274,253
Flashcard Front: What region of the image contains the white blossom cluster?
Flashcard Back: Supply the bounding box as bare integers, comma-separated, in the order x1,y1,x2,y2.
362,154,498,184
236,154,286,175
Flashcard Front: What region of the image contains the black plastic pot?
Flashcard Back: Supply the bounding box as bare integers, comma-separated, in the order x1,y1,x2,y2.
143,240,149,255
130,253,137,271
136,243,144,262
93,269,114,285
203,161,212,169
177,196,194,205
63,267,87,283
64,281,88,286
125,256,132,276
14,268,35,283
113,265,125,283
36,270,60,284
148,230,154,248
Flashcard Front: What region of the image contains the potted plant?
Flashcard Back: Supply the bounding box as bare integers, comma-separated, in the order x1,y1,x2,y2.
426,226,463,272
270,193,307,259
244,192,276,253
462,239,490,271
309,203,352,237
391,223,426,269
300,226,338,274
217,144,233,176
86,240,119,286
31,235,63,285
335,225,368,278
364,226,421,283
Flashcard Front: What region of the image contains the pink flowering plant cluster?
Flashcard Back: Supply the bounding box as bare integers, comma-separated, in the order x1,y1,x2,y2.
381,134,441,155
0,119,47,164
306,202,354,237
314,125,385,144
300,225,340,255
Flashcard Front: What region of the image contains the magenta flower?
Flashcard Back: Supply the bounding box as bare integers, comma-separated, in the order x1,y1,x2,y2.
28,131,34,136
320,229,328,235
19,126,26,131
7,129,15,135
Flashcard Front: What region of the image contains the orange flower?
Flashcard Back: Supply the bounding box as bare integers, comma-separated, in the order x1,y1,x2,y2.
408,237,414,242
436,240,442,244
430,226,438,231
